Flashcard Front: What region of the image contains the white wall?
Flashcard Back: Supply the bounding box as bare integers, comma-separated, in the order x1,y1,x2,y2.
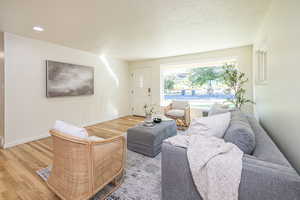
0,32,4,147
254,0,300,172
129,45,254,115
4,33,130,147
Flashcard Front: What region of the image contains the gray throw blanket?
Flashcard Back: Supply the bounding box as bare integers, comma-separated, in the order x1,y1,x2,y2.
165,135,243,200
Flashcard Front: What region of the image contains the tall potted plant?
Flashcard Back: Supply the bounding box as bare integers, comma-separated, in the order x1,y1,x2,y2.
222,64,254,109
189,67,223,95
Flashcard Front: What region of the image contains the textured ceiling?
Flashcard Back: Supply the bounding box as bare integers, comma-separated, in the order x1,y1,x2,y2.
0,0,271,61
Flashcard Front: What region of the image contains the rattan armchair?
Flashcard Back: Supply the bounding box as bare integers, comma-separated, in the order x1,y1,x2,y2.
47,130,126,200
164,100,191,128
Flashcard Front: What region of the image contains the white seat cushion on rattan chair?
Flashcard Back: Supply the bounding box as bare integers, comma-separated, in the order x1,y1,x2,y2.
166,109,185,117
172,100,189,110
87,136,105,141
53,120,89,139
54,120,105,140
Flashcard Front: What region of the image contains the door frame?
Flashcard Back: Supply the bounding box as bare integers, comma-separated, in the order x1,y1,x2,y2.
0,32,5,148
130,67,152,116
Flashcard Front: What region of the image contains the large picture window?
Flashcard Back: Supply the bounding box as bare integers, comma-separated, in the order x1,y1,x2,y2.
162,62,235,109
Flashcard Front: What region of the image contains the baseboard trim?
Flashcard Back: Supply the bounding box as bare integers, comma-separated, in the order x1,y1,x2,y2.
81,114,130,127
4,133,50,149
81,119,109,127
3,114,130,149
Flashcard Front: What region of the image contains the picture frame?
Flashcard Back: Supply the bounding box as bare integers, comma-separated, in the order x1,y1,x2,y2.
46,60,94,97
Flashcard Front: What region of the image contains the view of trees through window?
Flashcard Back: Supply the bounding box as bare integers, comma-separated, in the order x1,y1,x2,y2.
163,65,234,108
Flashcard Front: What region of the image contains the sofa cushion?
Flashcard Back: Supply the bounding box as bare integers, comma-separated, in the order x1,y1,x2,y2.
188,112,231,138
53,120,89,139
224,120,256,154
166,109,185,117
230,110,250,124
247,116,293,167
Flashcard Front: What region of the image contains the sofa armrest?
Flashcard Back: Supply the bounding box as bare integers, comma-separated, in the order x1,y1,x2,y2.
162,142,201,200
239,155,300,200
243,154,298,175
91,135,126,192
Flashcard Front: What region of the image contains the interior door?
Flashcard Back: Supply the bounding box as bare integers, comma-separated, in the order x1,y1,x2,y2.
132,68,152,116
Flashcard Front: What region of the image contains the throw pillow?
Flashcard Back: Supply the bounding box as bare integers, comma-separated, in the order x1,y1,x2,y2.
208,103,230,116
224,113,256,154
53,120,89,139
188,112,231,138
230,110,250,124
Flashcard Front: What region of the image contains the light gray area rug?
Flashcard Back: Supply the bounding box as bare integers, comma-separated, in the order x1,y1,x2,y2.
37,150,162,200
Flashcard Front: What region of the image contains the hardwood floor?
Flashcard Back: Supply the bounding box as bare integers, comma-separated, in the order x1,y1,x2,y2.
0,116,143,200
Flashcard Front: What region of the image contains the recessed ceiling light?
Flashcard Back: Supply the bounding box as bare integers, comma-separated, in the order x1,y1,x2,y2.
33,26,44,32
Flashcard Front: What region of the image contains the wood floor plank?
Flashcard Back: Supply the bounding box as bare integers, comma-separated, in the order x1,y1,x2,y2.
0,116,143,199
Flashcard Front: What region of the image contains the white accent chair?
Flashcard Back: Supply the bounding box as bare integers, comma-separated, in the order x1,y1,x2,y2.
164,100,191,128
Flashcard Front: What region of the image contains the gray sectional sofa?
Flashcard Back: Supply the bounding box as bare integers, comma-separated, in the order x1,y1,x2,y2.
162,113,300,200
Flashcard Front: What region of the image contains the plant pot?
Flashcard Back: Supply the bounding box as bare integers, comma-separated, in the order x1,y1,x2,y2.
145,114,152,123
